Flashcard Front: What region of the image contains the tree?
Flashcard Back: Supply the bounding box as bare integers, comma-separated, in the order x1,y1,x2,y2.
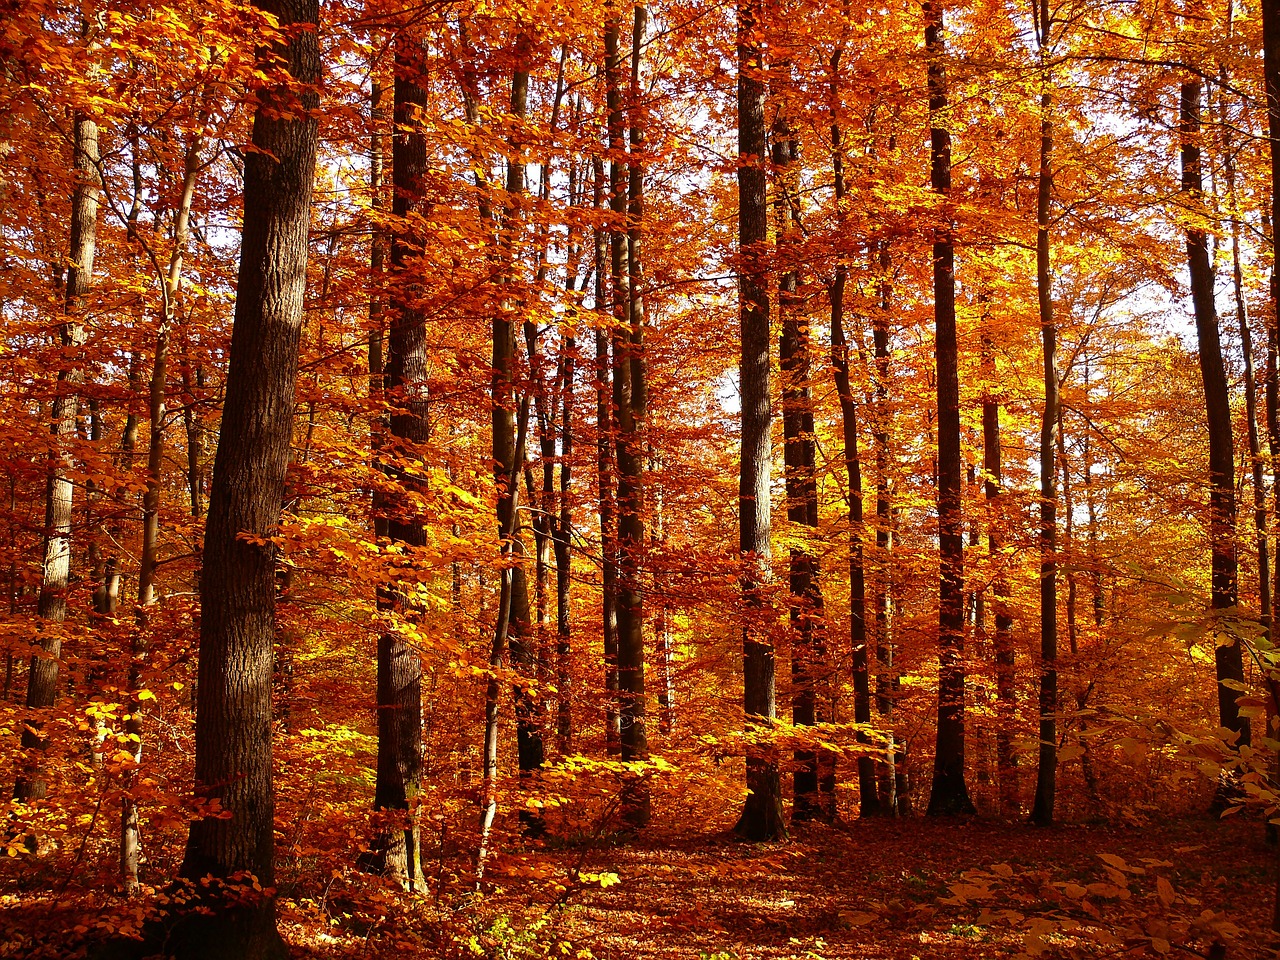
924,0,975,818
735,0,784,841
1030,0,1059,827
1180,54,1248,753
365,33,431,892
15,40,100,804
174,0,319,954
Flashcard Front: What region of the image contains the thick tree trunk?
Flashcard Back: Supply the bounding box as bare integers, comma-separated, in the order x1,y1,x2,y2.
734,0,784,841
16,107,100,804
924,0,975,817
175,3,318,955
1181,78,1247,749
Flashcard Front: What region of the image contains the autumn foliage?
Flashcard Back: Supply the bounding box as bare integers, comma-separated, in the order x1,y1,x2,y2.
3,0,1280,956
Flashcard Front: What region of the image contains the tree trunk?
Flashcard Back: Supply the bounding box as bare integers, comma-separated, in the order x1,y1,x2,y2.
1181,77,1247,750
593,156,621,755
827,61,877,818
734,0,784,841
176,3,318,955
982,331,1018,814
366,40,429,893
16,104,100,804
1031,12,1059,824
924,0,974,817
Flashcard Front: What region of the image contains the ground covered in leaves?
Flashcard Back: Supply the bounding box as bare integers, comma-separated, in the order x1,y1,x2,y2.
4,815,1276,958
320,816,1275,959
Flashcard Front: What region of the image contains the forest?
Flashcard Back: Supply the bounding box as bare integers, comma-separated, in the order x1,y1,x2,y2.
4,0,1280,955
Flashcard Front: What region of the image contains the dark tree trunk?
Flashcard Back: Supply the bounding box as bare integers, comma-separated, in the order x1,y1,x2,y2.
491,59,543,831
982,331,1018,815
175,3,318,955
1261,0,1280,923
593,156,621,755
607,3,651,825
924,0,975,817
872,241,908,815
773,72,832,824
1181,78,1247,749
366,39,430,892
554,327,575,752
1031,9,1059,824
734,0,784,841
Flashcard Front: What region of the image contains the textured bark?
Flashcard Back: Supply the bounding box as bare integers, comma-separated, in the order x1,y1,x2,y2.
365,41,430,892
1181,78,1247,749
554,317,576,750
16,105,100,803
613,4,651,826
1031,26,1058,824
924,0,975,817
593,156,621,754
176,3,318,955
734,0,784,841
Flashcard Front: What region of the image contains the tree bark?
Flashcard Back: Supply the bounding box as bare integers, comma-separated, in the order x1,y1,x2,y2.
176,3,318,955
604,4,651,824
924,0,975,817
16,104,100,804
365,39,429,892
1181,77,1247,749
734,0,785,841
1031,6,1059,824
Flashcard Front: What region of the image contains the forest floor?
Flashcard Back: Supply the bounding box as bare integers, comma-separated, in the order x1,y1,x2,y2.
391,816,1280,960
6,813,1277,958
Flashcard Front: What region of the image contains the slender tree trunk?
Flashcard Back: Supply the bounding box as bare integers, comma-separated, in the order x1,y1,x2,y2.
554,322,575,752
872,241,907,814
1218,66,1270,643
489,57,543,838
603,2,650,824
982,330,1018,814
827,58,878,818
175,3,318,954
1262,0,1280,920
772,67,831,824
366,40,430,892
1031,14,1059,824
734,0,784,841
593,157,621,755
651,446,675,734
16,103,100,803
1181,77,1247,750
925,0,974,817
